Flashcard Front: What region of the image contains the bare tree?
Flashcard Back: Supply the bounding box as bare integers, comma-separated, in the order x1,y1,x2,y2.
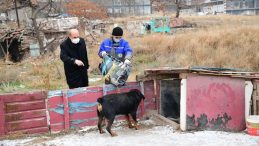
151,0,187,17
175,0,184,18
151,0,167,15
30,1,53,53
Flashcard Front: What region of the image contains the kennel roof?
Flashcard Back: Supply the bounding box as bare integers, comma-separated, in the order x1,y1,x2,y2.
136,67,259,81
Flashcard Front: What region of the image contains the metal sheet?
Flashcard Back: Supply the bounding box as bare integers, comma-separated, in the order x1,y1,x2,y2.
186,74,246,131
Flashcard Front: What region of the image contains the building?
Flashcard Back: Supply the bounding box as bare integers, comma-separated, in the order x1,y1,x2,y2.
226,0,259,15
91,0,151,16
182,0,259,15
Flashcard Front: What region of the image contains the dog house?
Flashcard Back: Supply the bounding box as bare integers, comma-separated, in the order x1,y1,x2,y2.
137,68,259,131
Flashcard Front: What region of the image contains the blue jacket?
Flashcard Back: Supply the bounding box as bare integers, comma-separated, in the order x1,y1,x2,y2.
98,38,133,61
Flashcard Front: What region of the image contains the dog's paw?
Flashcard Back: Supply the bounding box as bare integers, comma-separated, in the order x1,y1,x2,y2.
99,130,105,134
135,125,140,130
111,132,118,137
128,123,135,129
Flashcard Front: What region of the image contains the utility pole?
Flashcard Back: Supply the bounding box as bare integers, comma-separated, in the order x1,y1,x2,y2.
14,0,20,28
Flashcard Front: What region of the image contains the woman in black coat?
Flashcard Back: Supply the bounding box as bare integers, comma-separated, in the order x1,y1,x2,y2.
60,29,89,89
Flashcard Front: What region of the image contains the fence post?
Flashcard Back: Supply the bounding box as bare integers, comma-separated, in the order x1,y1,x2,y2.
62,90,70,130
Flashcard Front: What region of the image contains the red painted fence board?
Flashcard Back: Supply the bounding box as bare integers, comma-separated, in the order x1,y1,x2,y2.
47,82,154,133
5,100,45,113
0,91,48,136
8,127,49,135
7,117,47,131
143,80,156,110
0,82,156,136
2,92,46,103
0,97,5,135
5,109,46,122
186,74,246,131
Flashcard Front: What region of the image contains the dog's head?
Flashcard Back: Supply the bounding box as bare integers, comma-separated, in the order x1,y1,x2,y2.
129,89,145,102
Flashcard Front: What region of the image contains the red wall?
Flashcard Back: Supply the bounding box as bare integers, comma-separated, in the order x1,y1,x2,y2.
186,74,246,131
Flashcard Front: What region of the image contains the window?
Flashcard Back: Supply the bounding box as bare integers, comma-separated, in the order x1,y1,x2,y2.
114,0,122,5
245,0,255,8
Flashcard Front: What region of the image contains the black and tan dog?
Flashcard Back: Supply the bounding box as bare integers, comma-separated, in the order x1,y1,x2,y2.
97,89,145,136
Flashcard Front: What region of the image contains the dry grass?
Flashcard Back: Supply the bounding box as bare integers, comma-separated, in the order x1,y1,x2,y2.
1,15,259,93
129,26,259,72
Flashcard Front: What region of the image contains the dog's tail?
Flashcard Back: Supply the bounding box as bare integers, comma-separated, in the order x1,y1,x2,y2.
97,98,103,103
97,98,103,113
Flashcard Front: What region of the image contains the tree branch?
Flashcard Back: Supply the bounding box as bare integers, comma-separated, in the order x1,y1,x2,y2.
32,0,53,19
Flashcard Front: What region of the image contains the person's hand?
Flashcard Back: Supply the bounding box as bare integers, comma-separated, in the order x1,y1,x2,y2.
74,59,85,66
101,51,107,57
124,59,131,65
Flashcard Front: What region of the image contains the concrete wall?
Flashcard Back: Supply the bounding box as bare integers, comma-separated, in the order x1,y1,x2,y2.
7,7,32,24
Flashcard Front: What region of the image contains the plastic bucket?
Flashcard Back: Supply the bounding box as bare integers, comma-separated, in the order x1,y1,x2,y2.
247,115,259,136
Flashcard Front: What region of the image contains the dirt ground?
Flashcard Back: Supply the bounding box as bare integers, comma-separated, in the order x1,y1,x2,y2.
1,117,259,146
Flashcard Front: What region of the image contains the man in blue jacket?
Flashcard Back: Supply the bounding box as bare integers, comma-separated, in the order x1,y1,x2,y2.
98,27,133,64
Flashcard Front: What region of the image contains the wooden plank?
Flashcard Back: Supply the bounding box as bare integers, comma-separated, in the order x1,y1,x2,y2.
154,80,161,112
47,90,63,126
137,74,179,82
8,127,49,135
144,68,190,75
50,123,64,132
69,110,97,121
67,87,103,103
5,109,46,122
152,113,180,130
143,68,259,80
47,82,143,133
70,117,98,128
49,111,64,125
143,80,156,110
0,97,5,135
5,100,45,113
252,80,259,115
102,82,140,95
1,91,47,103
7,117,47,131
252,95,258,115
67,82,141,128
47,90,64,131
62,91,70,130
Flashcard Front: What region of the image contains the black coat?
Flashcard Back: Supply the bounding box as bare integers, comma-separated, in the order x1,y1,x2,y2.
60,37,89,89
